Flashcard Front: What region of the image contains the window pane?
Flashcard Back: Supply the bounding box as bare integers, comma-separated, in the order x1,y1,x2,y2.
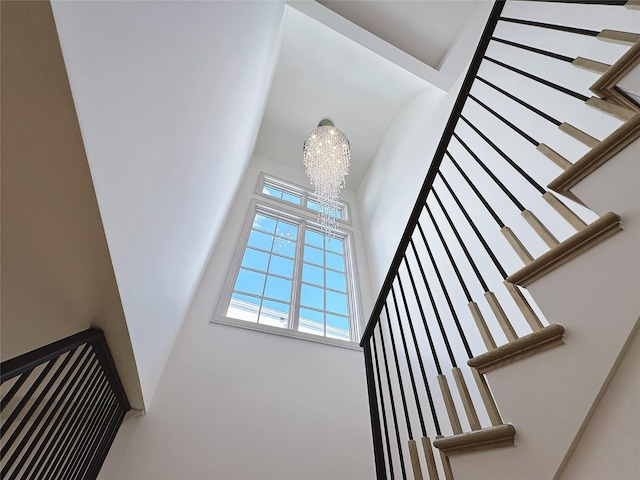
264,276,291,302
268,255,294,278
259,300,289,328
302,263,324,287
303,245,323,266
307,199,321,213
276,221,298,240
282,192,302,205
272,238,296,258
304,230,324,248
326,270,346,292
227,185,353,341
228,293,260,322
234,269,265,296
248,230,273,251
253,214,276,233
325,237,344,254
326,314,349,340
241,248,269,272
301,284,324,310
326,252,344,272
262,186,282,199
326,290,348,315
299,308,324,336
307,199,342,219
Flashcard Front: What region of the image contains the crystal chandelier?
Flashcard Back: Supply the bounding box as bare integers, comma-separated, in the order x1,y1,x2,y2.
303,119,350,236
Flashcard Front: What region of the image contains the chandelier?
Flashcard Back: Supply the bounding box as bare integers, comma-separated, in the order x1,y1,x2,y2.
303,119,350,236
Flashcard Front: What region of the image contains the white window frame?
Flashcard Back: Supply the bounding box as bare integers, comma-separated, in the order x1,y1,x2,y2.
259,173,351,225
212,174,363,350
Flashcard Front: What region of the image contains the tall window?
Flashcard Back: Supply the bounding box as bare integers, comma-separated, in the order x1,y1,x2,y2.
218,176,358,343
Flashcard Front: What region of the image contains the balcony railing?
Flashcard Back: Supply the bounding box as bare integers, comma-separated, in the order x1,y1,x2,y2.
360,1,637,478
1,329,130,480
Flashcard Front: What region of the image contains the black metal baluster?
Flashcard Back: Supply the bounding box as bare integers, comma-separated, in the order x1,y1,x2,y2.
436,165,508,279
444,151,505,229
47,357,106,480
378,318,407,480
5,348,79,480
414,220,466,364
468,93,539,145
490,37,574,63
0,358,58,443
385,296,416,445
452,132,527,212
400,256,443,436
34,356,103,480
483,56,590,101
498,16,599,36
391,281,427,438
28,346,97,480
67,387,118,480
430,187,493,295
20,347,94,479
459,115,547,194
61,374,114,480
364,339,388,480
474,77,562,127
372,332,395,480
0,371,32,413
86,407,126,480
407,239,446,380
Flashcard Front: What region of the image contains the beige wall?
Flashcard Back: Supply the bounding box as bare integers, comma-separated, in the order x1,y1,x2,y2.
1,1,144,410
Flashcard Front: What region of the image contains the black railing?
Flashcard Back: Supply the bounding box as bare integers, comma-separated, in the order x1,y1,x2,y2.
1,329,130,480
361,0,635,478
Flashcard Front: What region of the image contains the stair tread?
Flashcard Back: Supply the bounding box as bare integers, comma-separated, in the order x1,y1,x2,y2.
433,424,516,456
590,40,640,111
507,212,622,287
468,324,565,373
548,115,640,197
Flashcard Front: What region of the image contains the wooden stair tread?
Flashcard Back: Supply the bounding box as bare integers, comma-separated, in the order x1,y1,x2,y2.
548,114,640,197
590,40,640,111
433,424,516,456
468,324,565,374
507,212,622,287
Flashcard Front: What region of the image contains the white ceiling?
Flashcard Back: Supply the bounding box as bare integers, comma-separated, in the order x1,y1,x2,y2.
318,0,482,70
253,1,482,190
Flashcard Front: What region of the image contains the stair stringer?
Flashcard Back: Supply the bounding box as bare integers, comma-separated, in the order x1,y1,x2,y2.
446,139,640,479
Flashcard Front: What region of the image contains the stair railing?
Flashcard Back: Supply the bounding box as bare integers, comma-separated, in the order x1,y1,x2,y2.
360,1,638,478
0,328,131,480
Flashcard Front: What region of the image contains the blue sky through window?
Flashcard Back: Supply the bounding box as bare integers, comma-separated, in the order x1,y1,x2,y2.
227,207,351,341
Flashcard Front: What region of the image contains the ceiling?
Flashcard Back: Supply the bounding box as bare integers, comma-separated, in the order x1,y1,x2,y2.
253,1,483,190
318,0,481,70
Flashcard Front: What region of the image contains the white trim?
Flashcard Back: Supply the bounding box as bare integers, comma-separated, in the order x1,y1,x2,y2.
211,315,363,352
257,172,353,226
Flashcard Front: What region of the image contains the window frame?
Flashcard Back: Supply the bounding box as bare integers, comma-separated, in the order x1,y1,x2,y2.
259,173,351,225
212,174,363,349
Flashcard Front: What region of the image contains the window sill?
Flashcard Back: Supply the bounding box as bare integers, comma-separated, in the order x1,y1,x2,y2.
210,316,363,352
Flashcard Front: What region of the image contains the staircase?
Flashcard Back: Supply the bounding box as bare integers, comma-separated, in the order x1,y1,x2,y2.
361,1,640,478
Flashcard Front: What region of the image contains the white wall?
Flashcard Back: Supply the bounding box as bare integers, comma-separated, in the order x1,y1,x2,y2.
51,0,286,408
357,84,459,293
98,155,376,479
560,317,640,480
99,324,374,480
